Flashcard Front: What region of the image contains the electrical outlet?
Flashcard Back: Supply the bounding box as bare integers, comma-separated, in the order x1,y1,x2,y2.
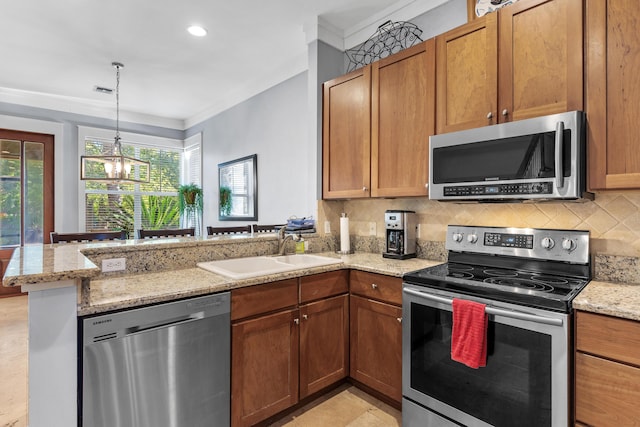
324,221,331,234
369,222,377,236
102,258,126,272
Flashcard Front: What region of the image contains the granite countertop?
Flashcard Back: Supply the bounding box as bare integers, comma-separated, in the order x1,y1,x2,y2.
7,238,640,322
573,280,640,322
80,252,441,316
1,234,276,288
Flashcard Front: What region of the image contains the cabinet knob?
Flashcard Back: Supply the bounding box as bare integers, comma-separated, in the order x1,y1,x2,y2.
362,186,368,192
487,112,493,119
371,283,378,290
425,183,429,189
294,318,300,325
302,314,308,320
502,109,509,117
397,317,402,323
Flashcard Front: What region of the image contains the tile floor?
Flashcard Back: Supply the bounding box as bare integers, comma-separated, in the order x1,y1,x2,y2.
0,295,28,427
0,295,401,427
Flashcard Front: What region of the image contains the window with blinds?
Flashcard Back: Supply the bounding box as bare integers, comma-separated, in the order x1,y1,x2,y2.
84,134,201,237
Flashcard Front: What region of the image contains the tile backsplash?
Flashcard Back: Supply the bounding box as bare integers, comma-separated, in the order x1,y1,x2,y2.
318,190,640,258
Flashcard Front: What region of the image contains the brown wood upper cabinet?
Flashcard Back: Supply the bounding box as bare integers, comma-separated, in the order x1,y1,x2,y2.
436,0,583,134
323,40,435,199
586,0,640,190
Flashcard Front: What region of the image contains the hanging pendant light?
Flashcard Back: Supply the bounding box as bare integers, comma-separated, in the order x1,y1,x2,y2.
80,62,150,183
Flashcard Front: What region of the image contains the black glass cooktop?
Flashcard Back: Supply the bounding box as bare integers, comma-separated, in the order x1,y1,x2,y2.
403,262,590,313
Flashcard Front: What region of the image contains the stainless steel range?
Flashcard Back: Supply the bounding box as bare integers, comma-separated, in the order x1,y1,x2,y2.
402,225,590,427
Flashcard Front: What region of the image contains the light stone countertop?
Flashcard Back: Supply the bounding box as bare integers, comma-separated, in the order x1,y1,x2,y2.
7,238,640,322
80,252,441,316
2,234,278,288
573,280,640,322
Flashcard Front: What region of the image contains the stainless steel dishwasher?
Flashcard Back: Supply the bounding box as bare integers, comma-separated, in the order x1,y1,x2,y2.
81,292,230,427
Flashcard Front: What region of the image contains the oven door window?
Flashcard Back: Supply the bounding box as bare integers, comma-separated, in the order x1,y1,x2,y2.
410,303,552,427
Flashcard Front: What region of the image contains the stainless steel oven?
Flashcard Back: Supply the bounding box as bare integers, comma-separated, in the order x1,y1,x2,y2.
402,226,590,427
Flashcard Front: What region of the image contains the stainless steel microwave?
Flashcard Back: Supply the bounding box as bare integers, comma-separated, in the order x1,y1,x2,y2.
429,111,589,202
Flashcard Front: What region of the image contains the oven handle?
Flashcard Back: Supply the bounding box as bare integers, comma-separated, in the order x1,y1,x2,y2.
403,288,564,326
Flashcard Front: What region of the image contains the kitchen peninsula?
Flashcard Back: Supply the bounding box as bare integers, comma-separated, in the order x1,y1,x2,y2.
3,234,438,427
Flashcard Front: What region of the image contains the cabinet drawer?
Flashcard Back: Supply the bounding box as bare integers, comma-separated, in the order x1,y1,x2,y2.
349,270,402,305
575,352,640,426
231,279,298,321
576,311,640,367
300,270,348,303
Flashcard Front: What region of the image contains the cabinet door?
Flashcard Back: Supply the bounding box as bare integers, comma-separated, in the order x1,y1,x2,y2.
322,67,371,199
436,12,498,133
350,295,402,403
371,40,435,197
587,0,640,189
231,308,299,427
498,0,583,122
575,352,640,426
299,294,349,399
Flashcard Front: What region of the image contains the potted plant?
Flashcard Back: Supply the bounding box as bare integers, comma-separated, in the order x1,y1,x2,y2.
178,183,203,233
219,186,232,217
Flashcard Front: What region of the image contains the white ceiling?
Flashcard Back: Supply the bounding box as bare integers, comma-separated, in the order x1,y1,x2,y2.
0,0,444,128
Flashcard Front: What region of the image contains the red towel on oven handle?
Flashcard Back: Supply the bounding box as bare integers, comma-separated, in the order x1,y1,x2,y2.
451,298,488,369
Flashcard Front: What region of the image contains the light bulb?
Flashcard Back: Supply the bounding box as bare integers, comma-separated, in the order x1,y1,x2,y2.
104,162,113,178
124,162,132,177
116,160,122,174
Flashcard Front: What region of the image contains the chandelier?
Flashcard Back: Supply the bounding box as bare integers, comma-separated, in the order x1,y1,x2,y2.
80,62,150,183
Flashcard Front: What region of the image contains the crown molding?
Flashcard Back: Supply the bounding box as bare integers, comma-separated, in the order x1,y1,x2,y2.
0,87,184,130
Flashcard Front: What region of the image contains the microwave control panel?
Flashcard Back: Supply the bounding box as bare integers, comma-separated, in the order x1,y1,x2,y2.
443,182,553,197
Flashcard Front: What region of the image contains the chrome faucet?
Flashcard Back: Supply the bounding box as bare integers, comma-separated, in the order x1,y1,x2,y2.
278,226,298,255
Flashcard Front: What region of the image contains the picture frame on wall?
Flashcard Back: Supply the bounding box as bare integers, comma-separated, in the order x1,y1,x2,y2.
467,0,519,21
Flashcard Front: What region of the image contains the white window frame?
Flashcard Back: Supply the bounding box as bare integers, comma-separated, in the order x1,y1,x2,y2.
78,126,201,231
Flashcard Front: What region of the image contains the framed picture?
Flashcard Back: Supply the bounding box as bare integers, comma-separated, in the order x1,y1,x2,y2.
468,0,519,21
218,154,258,221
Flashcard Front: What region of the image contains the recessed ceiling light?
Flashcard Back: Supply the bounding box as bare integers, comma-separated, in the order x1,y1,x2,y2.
187,25,207,37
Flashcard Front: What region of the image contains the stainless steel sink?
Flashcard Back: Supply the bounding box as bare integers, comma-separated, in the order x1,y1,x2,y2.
197,254,342,279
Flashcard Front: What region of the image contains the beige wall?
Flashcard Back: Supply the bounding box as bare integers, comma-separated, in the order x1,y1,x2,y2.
318,190,640,258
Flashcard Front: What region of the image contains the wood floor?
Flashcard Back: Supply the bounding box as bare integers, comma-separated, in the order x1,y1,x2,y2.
0,295,400,427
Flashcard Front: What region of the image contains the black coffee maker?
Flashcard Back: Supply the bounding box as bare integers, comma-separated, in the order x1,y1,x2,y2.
383,210,417,259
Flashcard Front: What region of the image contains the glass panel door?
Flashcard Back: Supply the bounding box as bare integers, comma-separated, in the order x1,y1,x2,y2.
0,130,54,246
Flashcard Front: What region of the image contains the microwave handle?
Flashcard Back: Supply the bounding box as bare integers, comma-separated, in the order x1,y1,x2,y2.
555,121,564,189
403,287,563,326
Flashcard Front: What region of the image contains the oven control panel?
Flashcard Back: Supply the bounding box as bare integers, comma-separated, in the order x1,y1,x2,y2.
446,225,590,263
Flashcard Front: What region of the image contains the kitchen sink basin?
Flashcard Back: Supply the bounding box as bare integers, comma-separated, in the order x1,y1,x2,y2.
197,254,342,279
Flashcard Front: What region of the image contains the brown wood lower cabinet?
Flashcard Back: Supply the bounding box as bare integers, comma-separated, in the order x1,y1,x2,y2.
299,294,349,399
350,294,402,403
231,272,349,427
232,308,299,427
575,311,640,426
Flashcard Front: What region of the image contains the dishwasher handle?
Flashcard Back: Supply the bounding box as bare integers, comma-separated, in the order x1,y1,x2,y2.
125,311,205,335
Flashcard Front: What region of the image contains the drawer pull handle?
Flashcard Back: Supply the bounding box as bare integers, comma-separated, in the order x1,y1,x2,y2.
294,318,300,325
371,283,378,289
397,317,402,323
302,314,308,320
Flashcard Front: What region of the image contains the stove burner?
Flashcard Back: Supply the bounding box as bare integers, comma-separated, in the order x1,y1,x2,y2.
448,271,474,280
483,277,555,293
531,275,569,285
483,268,518,277
447,263,474,272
